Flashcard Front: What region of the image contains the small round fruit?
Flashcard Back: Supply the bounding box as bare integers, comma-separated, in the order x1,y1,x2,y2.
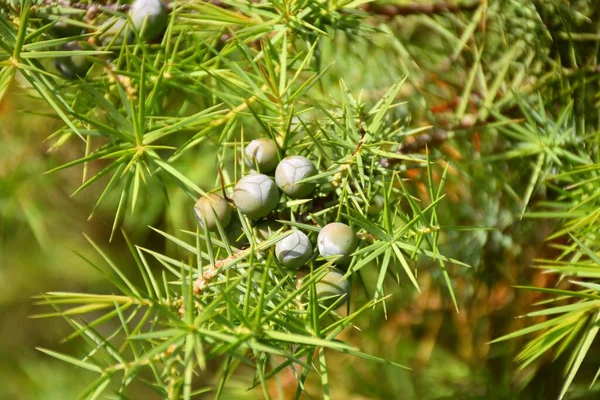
129,0,168,41
194,194,232,231
316,268,350,307
51,18,82,37
232,174,279,219
275,230,312,268
99,17,133,46
275,155,316,198
254,219,282,241
317,222,357,265
367,194,385,215
226,217,249,248
244,138,278,173
53,41,91,79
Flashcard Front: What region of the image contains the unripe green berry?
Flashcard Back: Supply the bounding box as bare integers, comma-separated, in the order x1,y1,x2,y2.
232,174,279,219
244,138,278,173
194,193,232,231
275,155,316,198
99,17,133,47
316,268,350,307
275,230,312,268
51,18,82,37
317,222,357,265
254,219,282,241
53,41,91,79
129,0,168,41
226,217,249,248
367,194,385,215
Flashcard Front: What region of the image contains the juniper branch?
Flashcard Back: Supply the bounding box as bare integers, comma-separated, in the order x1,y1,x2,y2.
361,0,481,17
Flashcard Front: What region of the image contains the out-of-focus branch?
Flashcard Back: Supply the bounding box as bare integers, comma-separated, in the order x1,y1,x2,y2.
360,1,481,17
37,0,130,12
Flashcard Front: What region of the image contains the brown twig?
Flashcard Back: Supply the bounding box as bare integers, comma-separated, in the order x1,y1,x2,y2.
217,164,231,202
209,0,232,9
38,0,130,12
360,1,481,18
193,249,247,294
379,128,450,168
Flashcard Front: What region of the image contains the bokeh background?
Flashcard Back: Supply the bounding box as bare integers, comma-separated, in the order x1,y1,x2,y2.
0,64,578,400
3,1,600,399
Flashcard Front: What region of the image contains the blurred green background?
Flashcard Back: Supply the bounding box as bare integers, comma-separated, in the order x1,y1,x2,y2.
3,1,600,399
0,71,589,400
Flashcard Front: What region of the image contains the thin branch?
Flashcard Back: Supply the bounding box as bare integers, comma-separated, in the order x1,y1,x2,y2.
360,1,481,17
37,0,131,12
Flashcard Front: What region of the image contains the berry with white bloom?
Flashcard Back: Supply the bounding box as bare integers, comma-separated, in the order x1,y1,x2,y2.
275,230,312,268
232,174,279,219
194,194,232,231
129,0,168,41
317,222,357,265
99,17,133,46
275,155,316,198
316,268,350,307
244,138,278,173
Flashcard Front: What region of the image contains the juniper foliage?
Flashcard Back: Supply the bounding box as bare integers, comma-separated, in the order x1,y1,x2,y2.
2,0,600,398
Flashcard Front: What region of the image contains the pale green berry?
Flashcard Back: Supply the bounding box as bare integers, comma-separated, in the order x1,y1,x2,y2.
367,194,385,215
317,222,357,265
275,155,316,198
244,138,278,173
129,0,168,41
254,219,282,241
232,174,279,219
316,268,350,307
194,194,232,231
99,17,133,47
275,230,312,268
54,41,91,79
